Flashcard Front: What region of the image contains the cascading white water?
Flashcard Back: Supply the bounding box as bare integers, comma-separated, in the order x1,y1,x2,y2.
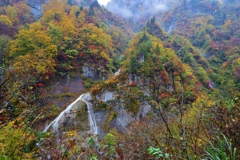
114,69,121,76
43,93,98,135
167,24,174,33
43,68,120,136
81,94,98,135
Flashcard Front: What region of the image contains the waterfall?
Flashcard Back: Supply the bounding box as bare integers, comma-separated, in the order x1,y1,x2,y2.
80,94,99,135
167,24,174,33
114,69,121,76
166,16,177,33
43,67,121,136
208,81,215,89
43,93,98,135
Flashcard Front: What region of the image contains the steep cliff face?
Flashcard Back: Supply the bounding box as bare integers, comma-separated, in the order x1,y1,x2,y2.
27,0,44,19
92,90,152,135
82,64,109,81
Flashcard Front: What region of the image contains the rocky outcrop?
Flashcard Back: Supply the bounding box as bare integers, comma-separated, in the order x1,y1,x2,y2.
82,65,96,80
27,0,44,19
82,64,108,80
58,100,90,132
102,102,152,133
96,91,115,102
93,90,152,134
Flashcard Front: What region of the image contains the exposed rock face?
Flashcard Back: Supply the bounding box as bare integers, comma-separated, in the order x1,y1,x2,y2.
96,91,115,102
82,64,108,80
27,0,44,19
94,110,108,137
93,90,152,134
111,107,135,132
107,102,152,133
57,100,90,132
82,65,96,80
138,102,151,120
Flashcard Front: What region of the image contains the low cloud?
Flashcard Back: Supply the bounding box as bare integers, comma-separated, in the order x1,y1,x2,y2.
98,0,111,6
106,0,171,20
154,4,168,11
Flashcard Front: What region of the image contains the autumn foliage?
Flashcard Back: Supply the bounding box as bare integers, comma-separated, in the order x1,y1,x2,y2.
0,0,240,159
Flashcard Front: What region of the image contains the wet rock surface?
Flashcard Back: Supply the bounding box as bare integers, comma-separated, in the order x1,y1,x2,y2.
94,90,152,134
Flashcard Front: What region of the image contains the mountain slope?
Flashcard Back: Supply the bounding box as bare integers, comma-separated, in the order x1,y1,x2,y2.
0,0,240,159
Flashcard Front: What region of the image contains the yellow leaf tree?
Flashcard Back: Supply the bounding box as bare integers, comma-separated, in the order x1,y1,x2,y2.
9,22,57,78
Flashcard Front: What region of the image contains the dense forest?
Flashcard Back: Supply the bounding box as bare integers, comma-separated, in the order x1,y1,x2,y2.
0,0,240,159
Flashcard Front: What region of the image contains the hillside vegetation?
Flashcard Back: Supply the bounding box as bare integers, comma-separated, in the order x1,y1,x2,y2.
0,0,239,159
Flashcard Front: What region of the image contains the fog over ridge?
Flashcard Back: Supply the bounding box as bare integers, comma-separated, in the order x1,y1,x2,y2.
105,0,174,20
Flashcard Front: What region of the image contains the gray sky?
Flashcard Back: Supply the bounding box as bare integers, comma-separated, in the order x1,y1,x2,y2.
98,0,111,5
